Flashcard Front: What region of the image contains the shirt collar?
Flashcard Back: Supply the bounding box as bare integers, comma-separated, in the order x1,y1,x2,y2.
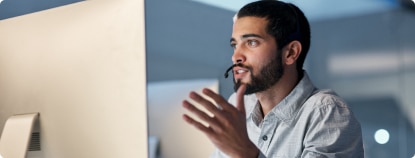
249,71,316,123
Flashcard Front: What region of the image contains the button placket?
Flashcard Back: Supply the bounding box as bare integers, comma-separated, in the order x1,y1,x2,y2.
259,113,278,155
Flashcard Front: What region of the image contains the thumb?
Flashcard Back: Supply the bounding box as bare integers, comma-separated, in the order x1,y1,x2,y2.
236,84,247,114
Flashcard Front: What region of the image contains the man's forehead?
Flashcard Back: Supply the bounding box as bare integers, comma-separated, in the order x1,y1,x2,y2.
232,17,268,32
233,13,238,23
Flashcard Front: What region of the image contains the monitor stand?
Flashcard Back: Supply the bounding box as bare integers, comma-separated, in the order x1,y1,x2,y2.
0,113,40,158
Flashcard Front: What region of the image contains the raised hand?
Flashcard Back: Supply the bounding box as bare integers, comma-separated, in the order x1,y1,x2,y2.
182,84,259,158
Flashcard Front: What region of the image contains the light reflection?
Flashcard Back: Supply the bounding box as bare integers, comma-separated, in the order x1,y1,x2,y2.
374,129,390,144
191,0,398,21
328,52,400,76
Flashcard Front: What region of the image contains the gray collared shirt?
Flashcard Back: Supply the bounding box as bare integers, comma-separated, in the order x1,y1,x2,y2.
211,72,364,158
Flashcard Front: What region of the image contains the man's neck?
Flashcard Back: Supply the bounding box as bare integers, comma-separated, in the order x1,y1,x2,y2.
255,70,301,117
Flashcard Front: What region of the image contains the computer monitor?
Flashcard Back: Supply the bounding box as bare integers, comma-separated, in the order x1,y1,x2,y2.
0,0,148,157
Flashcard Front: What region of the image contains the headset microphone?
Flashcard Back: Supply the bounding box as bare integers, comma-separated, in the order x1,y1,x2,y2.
224,63,242,78
224,65,234,78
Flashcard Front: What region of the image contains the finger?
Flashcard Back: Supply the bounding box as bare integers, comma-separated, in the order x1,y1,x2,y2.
182,114,213,134
202,88,235,111
189,91,223,116
182,100,221,129
235,84,247,114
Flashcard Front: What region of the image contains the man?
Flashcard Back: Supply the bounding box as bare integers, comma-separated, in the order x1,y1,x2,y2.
182,1,364,157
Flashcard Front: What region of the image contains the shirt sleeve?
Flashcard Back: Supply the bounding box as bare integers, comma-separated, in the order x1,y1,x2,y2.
301,100,364,158
209,148,231,158
258,151,267,158
210,147,268,158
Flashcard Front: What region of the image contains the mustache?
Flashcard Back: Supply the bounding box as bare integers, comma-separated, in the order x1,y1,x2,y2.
224,63,251,78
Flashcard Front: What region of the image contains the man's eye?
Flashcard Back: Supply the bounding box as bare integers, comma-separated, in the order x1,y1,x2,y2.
247,40,259,47
230,43,236,49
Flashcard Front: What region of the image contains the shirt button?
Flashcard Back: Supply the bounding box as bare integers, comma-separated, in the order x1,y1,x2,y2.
262,135,268,141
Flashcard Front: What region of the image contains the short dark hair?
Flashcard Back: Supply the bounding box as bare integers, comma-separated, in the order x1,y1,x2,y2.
237,0,311,73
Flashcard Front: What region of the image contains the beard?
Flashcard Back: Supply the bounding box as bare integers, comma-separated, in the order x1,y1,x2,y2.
233,51,284,95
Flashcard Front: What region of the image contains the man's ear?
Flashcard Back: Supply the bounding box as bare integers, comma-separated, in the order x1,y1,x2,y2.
283,40,302,65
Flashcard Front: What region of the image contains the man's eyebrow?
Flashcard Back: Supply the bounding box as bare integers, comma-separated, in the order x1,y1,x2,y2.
242,34,263,39
230,34,263,43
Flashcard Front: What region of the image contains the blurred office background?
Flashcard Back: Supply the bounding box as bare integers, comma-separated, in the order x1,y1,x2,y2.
1,0,415,157
145,0,415,157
